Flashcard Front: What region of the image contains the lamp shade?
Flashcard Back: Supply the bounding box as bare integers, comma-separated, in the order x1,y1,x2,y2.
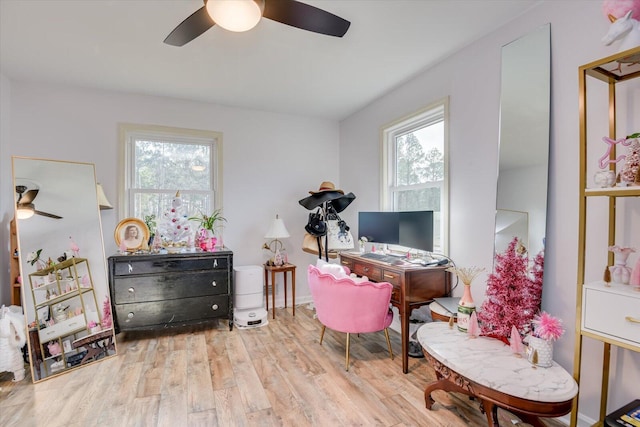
264,215,290,239
96,183,113,210
206,0,264,32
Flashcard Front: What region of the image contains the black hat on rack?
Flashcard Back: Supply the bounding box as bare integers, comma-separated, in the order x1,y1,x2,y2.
298,181,356,212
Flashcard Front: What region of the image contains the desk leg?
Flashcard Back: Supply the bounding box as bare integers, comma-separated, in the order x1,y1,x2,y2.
271,270,277,319
292,268,296,316
401,302,409,374
264,269,269,313
284,271,288,309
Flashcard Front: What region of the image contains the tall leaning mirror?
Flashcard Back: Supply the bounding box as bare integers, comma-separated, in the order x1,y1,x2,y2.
495,24,551,266
12,157,117,382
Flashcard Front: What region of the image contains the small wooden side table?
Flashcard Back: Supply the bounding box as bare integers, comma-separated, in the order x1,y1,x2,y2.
263,263,296,319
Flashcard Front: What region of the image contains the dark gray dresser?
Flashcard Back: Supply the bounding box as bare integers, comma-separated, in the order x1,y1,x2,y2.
108,250,233,332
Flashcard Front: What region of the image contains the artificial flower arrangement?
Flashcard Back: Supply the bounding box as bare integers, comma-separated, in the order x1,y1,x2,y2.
446,266,484,287
531,311,564,341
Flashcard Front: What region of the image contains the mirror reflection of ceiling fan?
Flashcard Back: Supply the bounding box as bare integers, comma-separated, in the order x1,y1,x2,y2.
164,0,350,46
15,185,62,220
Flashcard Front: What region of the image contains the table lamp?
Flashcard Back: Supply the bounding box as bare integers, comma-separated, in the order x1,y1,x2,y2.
263,214,290,265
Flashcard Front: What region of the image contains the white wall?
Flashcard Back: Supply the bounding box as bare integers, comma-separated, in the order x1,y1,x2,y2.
2,1,639,424
340,1,639,425
1,81,340,310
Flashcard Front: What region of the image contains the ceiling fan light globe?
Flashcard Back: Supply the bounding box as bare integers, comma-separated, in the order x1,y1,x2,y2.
17,205,35,219
206,0,263,32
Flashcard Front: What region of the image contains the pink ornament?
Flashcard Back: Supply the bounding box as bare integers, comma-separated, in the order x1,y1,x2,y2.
608,245,636,284
598,136,628,169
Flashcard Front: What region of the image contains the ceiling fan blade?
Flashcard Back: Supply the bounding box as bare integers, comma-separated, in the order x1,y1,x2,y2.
263,0,350,37
164,6,215,46
35,210,62,220
21,189,39,204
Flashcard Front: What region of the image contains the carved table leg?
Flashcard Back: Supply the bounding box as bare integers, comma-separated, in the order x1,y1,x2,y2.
481,401,499,427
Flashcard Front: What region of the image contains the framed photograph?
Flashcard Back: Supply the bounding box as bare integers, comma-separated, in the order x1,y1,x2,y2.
114,218,149,251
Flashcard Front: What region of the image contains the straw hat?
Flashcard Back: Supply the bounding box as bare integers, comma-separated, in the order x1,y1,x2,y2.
309,181,344,195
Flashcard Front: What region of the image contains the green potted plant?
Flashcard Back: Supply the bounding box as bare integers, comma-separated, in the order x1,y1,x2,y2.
144,214,157,245
189,209,227,250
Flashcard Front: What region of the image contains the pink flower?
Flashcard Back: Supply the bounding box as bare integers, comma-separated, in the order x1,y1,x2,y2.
532,312,564,341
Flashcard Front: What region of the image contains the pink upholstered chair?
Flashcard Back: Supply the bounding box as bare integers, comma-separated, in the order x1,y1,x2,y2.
307,264,394,371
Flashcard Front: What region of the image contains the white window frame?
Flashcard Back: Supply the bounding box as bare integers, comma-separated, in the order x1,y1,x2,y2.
381,98,449,255
119,123,223,220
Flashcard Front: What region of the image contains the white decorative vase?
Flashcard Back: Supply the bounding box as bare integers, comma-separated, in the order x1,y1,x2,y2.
527,336,553,367
594,170,616,188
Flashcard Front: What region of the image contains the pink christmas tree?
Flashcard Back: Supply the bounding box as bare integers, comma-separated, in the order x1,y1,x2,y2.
102,296,113,329
478,237,543,340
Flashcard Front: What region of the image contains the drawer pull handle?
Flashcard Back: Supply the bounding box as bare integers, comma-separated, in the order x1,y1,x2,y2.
364,267,370,272
214,260,218,268
384,274,395,279
211,281,217,287
127,312,134,319
625,316,640,324
128,287,135,293
212,304,219,311
128,263,133,273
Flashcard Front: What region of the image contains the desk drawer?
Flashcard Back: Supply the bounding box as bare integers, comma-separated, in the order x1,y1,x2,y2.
582,283,640,347
115,295,229,330
381,269,400,286
353,263,383,281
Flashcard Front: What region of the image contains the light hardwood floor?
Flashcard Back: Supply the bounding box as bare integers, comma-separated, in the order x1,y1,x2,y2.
1,305,567,427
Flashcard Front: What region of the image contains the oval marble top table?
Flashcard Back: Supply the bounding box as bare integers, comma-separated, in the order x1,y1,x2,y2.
417,322,578,426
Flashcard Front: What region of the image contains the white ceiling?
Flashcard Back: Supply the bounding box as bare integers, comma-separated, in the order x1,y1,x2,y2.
0,0,539,121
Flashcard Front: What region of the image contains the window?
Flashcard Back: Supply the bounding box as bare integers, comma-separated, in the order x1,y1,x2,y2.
120,124,223,222
381,98,449,254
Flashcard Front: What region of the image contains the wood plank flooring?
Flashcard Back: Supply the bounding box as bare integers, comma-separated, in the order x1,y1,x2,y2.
1,305,567,427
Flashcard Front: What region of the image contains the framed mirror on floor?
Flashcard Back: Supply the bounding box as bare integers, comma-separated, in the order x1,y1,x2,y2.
12,157,117,382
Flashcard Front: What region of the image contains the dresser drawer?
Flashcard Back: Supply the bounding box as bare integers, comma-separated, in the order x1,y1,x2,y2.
582,283,640,347
112,270,228,304
115,294,229,330
112,256,229,276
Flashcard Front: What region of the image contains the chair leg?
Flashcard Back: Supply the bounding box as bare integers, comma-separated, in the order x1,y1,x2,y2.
319,325,326,345
384,328,394,360
345,332,351,371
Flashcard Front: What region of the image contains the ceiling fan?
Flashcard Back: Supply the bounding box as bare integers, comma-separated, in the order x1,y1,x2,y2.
15,185,62,220
164,0,351,47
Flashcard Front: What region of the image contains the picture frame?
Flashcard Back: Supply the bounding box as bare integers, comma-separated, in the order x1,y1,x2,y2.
114,218,149,251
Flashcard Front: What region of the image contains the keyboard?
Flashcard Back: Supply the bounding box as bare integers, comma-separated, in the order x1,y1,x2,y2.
360,252,399,263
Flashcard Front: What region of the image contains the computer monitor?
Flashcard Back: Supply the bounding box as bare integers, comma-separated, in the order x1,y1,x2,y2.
358,212,399,245
358,211,434,252
398,210,434,253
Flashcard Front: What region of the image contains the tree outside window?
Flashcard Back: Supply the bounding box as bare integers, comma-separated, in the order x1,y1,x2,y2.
382,99,448,254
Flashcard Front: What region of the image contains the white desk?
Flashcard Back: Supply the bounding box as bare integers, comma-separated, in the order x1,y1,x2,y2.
417,322,578,426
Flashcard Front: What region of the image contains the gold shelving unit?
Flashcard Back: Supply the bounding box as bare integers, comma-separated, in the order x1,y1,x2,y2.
571,46,640,427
